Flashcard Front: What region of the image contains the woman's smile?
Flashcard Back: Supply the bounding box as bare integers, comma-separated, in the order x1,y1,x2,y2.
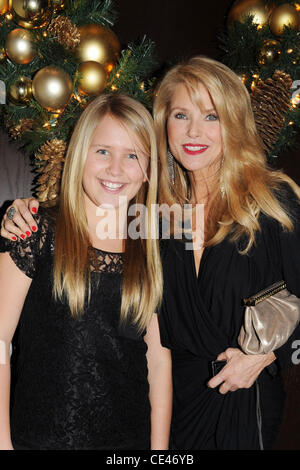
182,144,209,155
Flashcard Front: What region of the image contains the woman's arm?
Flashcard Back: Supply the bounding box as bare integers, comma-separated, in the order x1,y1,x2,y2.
1,198,39,241
144,314,172,450
0,252,32,449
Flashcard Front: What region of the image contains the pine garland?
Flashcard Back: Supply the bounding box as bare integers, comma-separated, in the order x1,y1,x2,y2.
219,0,300,158
0,0,158,202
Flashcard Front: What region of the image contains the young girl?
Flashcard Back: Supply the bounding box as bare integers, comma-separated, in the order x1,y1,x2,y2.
0,93,172,450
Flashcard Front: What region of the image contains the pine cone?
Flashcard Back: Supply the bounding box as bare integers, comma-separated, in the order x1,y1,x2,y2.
251,70,293,153
48,15,80,50
35,138,67,204
8,118,34,140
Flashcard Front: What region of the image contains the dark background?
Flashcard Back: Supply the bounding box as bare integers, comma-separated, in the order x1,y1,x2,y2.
112,0,300,450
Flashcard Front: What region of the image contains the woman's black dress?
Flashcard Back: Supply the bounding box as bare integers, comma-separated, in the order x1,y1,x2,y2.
158,186,300,450
0,208,150,450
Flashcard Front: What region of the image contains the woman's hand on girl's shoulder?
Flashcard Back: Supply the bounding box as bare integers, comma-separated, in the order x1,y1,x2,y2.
1,198,39,241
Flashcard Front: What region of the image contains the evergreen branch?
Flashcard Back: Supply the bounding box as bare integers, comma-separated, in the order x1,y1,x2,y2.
108,36,157,88
67,0,117,27
0,2,158,159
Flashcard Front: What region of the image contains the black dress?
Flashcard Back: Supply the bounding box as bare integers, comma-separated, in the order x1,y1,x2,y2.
158,185,300,450
0,208,150,450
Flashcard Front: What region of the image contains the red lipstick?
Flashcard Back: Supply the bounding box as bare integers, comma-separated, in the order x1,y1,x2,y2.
182,144,209,155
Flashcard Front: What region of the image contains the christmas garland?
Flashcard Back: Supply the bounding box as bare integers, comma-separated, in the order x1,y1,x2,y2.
0,0,157,203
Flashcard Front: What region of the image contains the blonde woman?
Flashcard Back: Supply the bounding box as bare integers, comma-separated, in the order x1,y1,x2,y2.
153,56,300,450
0,93,172,450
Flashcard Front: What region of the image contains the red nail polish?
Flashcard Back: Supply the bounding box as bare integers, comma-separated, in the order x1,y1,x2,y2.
31,207,37,214
12,236,17,241
20,234,26,239
32,226,37,232
26,231,31,237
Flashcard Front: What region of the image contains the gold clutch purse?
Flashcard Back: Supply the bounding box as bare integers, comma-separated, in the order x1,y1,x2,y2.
238,281,300,355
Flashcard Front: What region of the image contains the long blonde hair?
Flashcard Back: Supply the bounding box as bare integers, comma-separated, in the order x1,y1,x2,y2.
53,93,162,331
154,55,300,252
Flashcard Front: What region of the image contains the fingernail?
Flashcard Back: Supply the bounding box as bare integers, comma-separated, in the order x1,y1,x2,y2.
31,207,37,214
26,231,31,237
32,226,37,232
12,236,17,241
20,234,26,240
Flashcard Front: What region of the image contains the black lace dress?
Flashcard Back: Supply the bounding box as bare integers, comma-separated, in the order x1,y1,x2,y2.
0,208,150,450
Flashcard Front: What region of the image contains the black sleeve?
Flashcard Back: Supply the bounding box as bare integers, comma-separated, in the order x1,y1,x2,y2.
274,185,300,370
0,207,53,279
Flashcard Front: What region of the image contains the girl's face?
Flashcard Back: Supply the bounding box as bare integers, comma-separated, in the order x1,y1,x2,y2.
82,114,149,211
167,83,223,172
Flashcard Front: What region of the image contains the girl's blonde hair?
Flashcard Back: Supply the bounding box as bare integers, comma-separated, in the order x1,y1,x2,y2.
53,93,162,331
153,55,300,252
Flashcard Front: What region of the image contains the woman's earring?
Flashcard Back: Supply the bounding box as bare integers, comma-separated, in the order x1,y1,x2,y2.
220,157,225,198
167,149,175,185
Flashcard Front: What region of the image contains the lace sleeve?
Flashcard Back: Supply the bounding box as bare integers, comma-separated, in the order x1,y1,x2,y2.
0,207,54,279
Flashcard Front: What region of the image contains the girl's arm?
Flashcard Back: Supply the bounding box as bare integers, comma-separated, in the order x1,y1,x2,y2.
144,314,172,450
0,252,32,449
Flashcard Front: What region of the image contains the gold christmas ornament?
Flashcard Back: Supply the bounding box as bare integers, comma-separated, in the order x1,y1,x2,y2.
258,39,281,65
35,138,66,203
77,24,120,72
48,15,80,49
32,66,73,112
0,0,8,15
77,61,107,95
8,0,51,29
5,28,36,64
227,0,274,28
269,3,299,36
9,76,32,104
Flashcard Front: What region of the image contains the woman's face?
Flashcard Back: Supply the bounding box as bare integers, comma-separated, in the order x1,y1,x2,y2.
82,114,149,211
167,83,223,172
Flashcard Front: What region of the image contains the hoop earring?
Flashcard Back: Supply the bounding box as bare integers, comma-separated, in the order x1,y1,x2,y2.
167,148,175,185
